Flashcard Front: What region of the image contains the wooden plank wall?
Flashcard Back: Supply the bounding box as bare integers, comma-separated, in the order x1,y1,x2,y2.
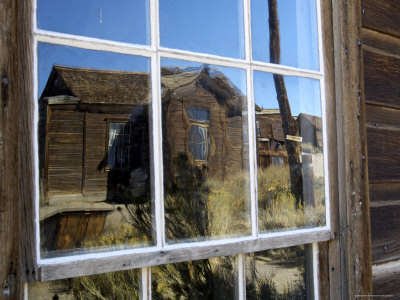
361,0,400,295
47,108,84,195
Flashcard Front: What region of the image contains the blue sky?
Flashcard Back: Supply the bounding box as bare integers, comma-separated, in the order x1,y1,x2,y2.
37,1,322,116
251,0,319,70
37,0,149,45
254,71,322,117
159,0,244,58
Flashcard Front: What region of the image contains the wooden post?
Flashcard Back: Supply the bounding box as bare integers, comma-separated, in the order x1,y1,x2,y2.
1,0,36,298
331,0,373,298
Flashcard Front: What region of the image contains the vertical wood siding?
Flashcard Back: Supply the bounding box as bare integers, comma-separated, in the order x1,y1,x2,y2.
361,0,400,295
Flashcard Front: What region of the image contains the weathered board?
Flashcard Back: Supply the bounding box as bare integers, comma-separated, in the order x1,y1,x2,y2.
363,50,400,109
366,127,400,182
370,205,400,263
362,0,400,289
373,273,400,298
361,0,400,38
369,182,400,202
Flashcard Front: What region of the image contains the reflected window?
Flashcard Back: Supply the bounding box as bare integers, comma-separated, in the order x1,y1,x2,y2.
189,125,211,161
107,122,132,169
256,121,261,137
187,107,211,162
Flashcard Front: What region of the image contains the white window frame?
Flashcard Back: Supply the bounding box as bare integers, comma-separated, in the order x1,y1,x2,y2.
32,0,331,297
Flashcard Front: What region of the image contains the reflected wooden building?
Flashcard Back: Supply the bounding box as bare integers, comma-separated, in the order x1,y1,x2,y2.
39,65,323,251
160,66,247,182
255,106,323,170
39,66,151,252
39,66,151,205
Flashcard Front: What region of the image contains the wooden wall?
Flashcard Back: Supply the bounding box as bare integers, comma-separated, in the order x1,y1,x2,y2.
361,0,400,294
164,82,244,182
43,103,141,199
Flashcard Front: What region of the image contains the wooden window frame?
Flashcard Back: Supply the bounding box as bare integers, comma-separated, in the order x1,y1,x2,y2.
0,0,373,298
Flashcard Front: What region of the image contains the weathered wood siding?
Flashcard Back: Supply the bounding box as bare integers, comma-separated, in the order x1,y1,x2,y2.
83,113,108,194
361,0,400,294
164,82,244,181
47,108,84,196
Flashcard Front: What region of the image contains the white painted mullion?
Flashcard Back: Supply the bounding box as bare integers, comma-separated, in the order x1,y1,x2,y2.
237,254,246,300
158,48,249,69
35,30,155,57
243,0,258,241
315,0,331,233
251,62,323,79
242,0,251,62
247,68,258,238
149,0,157,50
141,267,151,300
150,0,165,250
312,243,320,300
245,0,257,240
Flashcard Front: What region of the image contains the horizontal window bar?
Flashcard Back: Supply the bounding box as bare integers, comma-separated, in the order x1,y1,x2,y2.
35,30,156,57
35,30,324,80
39,227,331,281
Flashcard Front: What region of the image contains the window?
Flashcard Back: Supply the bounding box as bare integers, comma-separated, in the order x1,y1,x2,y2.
186,107,211,162
107,122,133,170
34,0,330,298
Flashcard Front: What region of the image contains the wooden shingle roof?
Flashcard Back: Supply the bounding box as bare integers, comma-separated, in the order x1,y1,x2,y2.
41,65,151,105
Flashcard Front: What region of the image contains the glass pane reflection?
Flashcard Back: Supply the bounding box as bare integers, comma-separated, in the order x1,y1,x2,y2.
28,269,141,299
159,0,245,58
251,0,319,70
37,0,150,45
246,246,311,299
161,58,251,243
38,43,154,258
254,71,326,232
152,256,239,300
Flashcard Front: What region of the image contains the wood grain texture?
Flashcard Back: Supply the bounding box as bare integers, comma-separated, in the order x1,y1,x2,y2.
369,182,400,202
366,127,400,182
363,50,400,109
373,273,400,298
361,0,400,38
1,0,36,298
371,205,400,264
362,28,400,57
332,0,373,297
39,228,331,281
319,0,343,299
317,242,329,300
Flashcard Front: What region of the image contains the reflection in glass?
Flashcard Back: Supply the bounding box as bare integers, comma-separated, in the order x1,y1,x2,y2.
37,0,150,45
246,246,311,299
28,269,141,299
152,256,239,300
38,43,154,258
159,0,245,58
254,71,325,232
251,0,319,70
161,58,251,243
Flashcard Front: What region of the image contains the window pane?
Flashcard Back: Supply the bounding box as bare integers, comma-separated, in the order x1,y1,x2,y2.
152,256,239,300
37,0,150,45
251,0,319,70
246,245,313,299
28,269,141,299
159,0,245,58
38,43,154,258
254,71,326,232
161,58,251,243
